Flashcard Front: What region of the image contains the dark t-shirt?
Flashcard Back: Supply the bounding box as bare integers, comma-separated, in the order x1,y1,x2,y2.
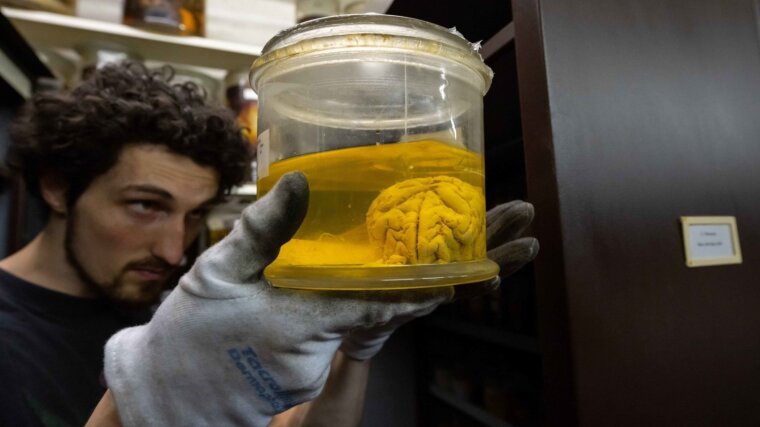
0,270,150,427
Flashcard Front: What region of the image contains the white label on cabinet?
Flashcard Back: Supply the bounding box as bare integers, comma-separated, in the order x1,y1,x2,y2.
257,130,270,179
681,216,742,267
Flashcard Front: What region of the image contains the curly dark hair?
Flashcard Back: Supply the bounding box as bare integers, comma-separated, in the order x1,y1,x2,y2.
6,61,250,204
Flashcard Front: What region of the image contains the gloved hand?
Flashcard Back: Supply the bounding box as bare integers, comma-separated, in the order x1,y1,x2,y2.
339,200,539,361
104,172,452,427
486,200,540,278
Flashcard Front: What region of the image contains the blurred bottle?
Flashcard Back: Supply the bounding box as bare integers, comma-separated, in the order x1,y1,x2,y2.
0,0,74,14
295,0,338,23
225,71,258,145
225,70,258,182
123,0,205,36
171,64,222,103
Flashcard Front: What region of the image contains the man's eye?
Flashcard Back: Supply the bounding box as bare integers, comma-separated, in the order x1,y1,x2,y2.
128,201,159,214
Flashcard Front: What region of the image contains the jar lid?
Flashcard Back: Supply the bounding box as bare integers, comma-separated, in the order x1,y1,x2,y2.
250,14,494,95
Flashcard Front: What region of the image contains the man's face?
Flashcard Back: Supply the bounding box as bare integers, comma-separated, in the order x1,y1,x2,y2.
66,144,220,305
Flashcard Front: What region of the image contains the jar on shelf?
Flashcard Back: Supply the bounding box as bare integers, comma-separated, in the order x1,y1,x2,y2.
250,14,497,290
225,70,259,182
225,70,259,146
123,0,205,36
169,64,222,104
0,0,74,15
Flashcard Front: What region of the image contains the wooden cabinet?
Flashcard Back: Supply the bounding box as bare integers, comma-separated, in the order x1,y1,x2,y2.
516,0,760,425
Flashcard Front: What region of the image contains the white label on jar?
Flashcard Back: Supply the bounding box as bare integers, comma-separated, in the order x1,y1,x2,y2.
257,130,270,179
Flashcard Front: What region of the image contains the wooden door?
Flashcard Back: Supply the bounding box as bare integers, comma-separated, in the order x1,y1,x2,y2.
515,0,760,425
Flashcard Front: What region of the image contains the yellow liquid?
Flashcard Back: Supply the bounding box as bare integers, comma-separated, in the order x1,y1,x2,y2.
257,139,499,290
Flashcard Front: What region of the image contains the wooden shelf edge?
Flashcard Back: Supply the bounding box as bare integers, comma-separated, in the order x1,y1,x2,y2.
428,384,517,427
2,7,263,70
482,22,515,60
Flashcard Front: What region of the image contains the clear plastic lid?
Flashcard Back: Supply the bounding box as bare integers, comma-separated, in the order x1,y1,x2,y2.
250,14,494,95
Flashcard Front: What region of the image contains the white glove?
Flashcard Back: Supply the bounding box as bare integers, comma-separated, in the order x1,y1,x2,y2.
104,172,452,427
340,200,539,361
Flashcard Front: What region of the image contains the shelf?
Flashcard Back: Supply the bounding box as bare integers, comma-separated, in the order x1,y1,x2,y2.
2,7,262,70
481,22,515,60
424,317,539,354
230,183,257,197
429,384,516,427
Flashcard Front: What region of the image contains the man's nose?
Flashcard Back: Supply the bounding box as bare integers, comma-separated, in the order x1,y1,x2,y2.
152,219,186,266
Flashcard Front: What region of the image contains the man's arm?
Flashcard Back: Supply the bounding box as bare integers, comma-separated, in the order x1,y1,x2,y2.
86,351,369,427
86,390,122,427
269,350,370,427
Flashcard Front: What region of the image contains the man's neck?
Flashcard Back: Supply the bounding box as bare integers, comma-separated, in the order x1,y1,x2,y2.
0,217,97,298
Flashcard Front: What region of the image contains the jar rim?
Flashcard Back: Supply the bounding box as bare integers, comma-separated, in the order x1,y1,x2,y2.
250,14,493,95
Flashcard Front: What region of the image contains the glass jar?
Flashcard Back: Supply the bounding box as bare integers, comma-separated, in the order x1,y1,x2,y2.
250,14,496,290
0,0,74,14
123,0,205,36
170,64,222,104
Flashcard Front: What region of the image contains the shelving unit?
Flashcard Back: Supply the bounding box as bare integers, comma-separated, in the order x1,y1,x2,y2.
428,385,517,427
2,7,262,70
423,317,539,354
379,1,543,426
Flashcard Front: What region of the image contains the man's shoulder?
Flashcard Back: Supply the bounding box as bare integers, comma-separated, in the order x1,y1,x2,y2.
0,267,31,299
0,295,47,359
0,270,38,325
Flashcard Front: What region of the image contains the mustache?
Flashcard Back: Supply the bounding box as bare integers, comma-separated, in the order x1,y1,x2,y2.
125,257,176,273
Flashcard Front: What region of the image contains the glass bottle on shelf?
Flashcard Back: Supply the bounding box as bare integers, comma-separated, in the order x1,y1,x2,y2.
225,71,258,145
170,64,222,103
0,0,74,15
123,0,205,36
225,70,258,182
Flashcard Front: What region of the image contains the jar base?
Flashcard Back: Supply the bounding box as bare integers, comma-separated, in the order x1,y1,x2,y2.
264,259,500,290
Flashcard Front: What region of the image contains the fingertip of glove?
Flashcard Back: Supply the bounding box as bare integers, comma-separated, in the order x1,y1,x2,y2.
271,171,310,221
276,171,309,195
515,201,535,223
527,237,540,259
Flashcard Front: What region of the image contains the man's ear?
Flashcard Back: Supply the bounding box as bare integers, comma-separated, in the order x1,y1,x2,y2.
39,173,69,215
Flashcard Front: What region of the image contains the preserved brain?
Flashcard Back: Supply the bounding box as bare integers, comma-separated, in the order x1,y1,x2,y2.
366,176,486,265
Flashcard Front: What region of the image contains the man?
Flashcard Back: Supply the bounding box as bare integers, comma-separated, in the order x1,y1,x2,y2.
0,62,248,426
1,62,539,427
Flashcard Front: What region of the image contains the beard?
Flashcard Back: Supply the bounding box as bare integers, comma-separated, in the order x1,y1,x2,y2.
64,211,174,308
